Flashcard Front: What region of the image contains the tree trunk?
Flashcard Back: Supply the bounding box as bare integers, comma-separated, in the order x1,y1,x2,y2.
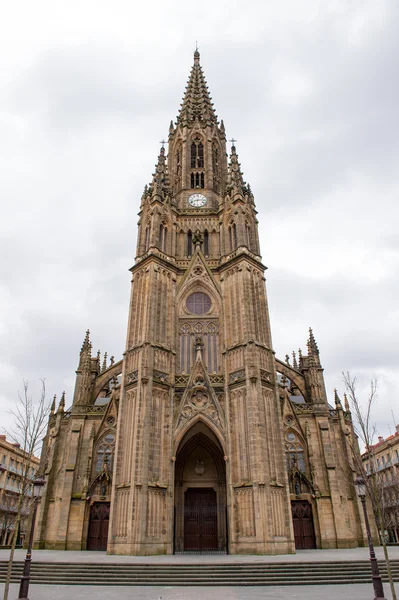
2,512,20,600
2,492,24,600
382,537,397,600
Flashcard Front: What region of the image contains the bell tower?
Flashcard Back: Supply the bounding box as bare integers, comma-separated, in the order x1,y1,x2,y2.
108,51,294,555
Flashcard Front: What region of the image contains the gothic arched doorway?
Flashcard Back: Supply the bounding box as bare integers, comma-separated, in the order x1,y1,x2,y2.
174,423,227,554
291,500,316,549
87,502,110,551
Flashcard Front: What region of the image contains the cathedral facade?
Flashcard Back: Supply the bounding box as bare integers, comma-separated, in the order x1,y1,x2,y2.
35,52,365,555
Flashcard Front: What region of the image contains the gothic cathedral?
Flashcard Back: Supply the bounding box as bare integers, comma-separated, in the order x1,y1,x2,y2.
36,52,364,555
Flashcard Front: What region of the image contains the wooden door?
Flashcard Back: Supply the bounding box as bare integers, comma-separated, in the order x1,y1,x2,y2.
291,500,316,549
87,502,110,551
184,488,218,552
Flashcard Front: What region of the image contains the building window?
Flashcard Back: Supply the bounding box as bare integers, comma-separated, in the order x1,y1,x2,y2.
179,321,219,373
245,222,251,250
229,223,237,251
285,431,306,473
144,225,150,251
95,433,115,473
203,230,209,256
191,140,204,168
159,224,167,252
186,292,212,315
187,231,193,256
191,172,205,189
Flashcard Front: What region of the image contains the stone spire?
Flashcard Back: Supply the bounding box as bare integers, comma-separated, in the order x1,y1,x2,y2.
80,329,91,355
150,146,170,200
57,391,65,413
307,327,321,367
334,389,343,410
227,143,248,197
176,51,218,127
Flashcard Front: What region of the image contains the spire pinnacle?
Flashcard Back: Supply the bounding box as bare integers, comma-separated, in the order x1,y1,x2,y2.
80,329,90,355
151,145,170,199
102,352,108,372
176,53,217,127
50,395,56,414
57,391,65,413
307,327,321,367
334,388,342,409
307,327,319,355
227,143,250,197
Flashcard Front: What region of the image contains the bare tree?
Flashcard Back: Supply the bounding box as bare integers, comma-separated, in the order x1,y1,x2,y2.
343,371,397,600
2,380,51,600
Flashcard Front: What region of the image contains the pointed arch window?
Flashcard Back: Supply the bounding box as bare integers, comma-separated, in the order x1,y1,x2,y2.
229,223,237,252
203,230,209,256
159,224,167,252
197,142,204,168
176,146,182,176
187,230,193,257
144,224,151,251
191,172,205,189
285,431,306,473
245,222,251,250
95,432,116,473
191,140,204,169
191,143,197,169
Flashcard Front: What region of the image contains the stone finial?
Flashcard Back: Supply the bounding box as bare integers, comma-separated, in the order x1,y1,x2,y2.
344,393,350,412
292,351,298,369
50,395,56,414
110,356,115,366
80,329,90,355
334,388,343,410
57,391,65,413
102,352,108,372
307,327,319,355
285,354,290,366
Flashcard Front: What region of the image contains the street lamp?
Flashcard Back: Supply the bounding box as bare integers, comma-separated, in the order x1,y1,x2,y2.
354,475,386,600
17,476,45,600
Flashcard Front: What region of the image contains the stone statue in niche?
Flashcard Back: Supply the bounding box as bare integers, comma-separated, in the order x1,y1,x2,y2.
195,459,205,476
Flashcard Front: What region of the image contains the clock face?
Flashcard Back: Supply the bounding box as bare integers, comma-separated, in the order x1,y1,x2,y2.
188,193,207,207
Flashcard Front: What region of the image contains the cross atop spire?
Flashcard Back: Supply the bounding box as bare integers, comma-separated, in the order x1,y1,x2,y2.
176,52,217,127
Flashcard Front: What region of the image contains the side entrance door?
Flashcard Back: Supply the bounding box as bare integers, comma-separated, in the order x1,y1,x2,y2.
87,502,110,551
184,488,218,552
291,500,316,549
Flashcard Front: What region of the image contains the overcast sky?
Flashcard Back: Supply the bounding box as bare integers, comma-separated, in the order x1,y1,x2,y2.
0,0,398,442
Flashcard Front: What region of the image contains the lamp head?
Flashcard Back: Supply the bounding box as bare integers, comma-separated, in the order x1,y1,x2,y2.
354,475,366,498
33,477,45,499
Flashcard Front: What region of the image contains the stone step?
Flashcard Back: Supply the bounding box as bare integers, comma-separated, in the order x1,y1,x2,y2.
1,560,398,586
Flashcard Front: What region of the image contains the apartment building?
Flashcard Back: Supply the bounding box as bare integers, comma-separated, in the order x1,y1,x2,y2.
362,427,399,543
0,434,40,545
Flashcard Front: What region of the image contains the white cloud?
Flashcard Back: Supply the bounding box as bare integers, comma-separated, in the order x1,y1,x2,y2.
0,0,398,441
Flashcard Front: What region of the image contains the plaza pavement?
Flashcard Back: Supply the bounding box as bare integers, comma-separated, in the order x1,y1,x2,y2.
1,582,399,599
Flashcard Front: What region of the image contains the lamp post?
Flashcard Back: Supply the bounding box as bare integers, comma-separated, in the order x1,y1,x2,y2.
354,475,386,600
17,476,45,600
